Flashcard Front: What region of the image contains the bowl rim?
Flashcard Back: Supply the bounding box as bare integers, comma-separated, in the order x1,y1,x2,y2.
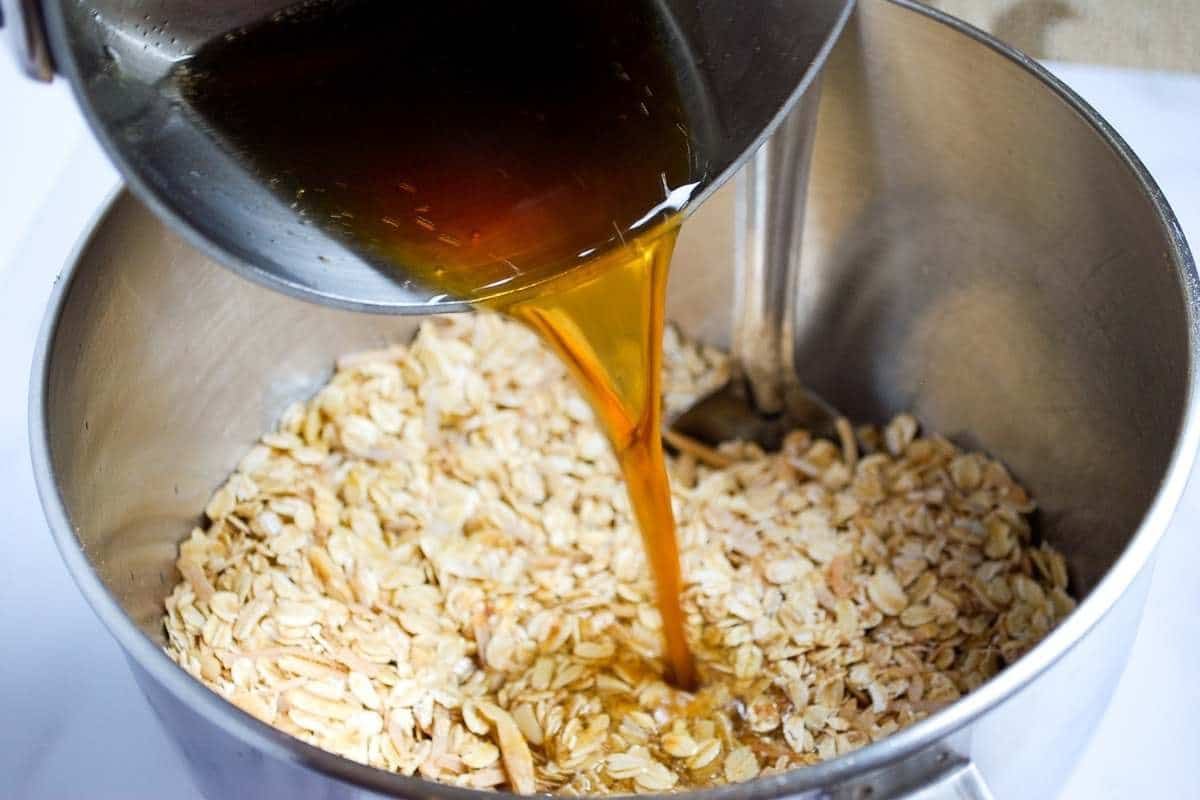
29,0,1200,797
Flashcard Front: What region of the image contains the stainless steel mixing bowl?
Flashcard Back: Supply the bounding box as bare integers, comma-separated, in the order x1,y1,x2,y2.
30,1,1198,798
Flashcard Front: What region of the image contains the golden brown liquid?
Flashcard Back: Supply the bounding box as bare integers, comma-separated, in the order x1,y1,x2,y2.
179,0,708,687
496,222,692,688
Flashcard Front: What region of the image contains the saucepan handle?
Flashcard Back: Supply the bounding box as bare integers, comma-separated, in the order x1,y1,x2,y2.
1,0,53,81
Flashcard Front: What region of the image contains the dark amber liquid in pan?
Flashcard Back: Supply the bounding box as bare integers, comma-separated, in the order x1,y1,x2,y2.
180,0,706,688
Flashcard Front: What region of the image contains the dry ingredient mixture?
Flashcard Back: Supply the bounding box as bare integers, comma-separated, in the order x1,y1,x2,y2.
163,314,1075,794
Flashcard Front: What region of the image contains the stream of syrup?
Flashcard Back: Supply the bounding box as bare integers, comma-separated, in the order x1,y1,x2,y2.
178,0,713,688
496,222,691,687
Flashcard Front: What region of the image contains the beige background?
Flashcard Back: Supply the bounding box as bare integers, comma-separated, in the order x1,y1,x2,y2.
922,0,1200,73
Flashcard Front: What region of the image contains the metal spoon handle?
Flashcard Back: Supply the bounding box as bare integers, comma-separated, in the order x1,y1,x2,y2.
732,80,823,416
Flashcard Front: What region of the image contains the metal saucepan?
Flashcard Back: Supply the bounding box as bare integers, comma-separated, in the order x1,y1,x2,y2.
30,1,1197,798
4,0,853,311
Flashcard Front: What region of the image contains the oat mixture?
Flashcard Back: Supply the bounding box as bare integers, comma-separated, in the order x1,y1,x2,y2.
163,314,1074,794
